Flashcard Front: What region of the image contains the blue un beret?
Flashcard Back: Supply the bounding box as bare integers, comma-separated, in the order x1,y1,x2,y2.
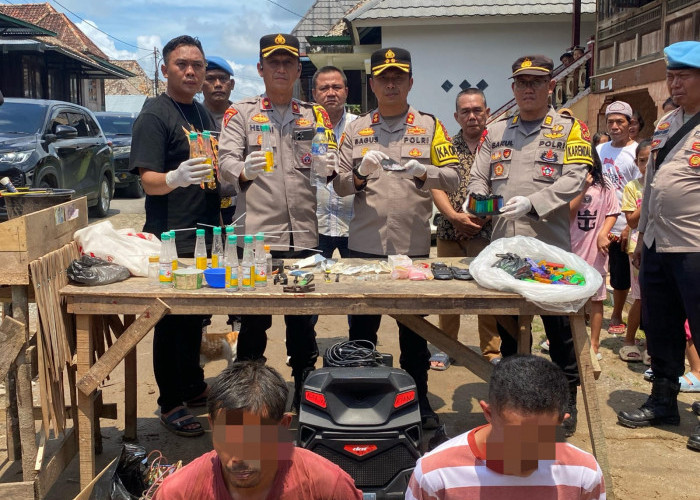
664,41,700,70
206,56,234,77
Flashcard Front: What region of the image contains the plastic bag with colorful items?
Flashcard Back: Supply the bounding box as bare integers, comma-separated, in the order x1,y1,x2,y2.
469,236,602,313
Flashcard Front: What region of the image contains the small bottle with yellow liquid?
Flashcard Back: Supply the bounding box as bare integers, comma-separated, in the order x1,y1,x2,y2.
194,229,208,270
241,235,255,290
260,123,274,174
202,130,217,189
211,226,224,268
225,234,239,292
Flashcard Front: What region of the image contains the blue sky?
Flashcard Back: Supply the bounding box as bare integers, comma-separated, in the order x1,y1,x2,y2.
36,0,317,100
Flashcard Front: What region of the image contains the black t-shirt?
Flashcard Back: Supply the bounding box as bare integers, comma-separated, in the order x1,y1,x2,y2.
130,94,219,256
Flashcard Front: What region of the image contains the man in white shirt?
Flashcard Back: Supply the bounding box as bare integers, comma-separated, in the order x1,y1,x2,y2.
596,101,640,334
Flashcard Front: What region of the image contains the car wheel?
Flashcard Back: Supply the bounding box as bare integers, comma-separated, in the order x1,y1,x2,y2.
90,175,112,217
124,179,145,198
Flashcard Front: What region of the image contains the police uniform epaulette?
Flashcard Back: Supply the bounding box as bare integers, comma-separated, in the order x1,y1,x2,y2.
497,113,515,123
357,109,374,118
232,95,261,106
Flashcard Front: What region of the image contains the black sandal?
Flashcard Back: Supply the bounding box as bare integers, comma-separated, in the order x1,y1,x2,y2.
160,407,204,437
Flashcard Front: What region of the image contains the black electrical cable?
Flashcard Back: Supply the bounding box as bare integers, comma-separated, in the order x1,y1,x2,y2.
324,340,383,367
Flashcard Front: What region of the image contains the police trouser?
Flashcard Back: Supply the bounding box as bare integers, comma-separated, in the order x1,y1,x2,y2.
498,314,580,389
236,248,319,380
641,243,700,381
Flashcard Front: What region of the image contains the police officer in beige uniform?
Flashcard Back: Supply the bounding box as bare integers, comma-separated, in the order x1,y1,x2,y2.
617,41,700,452
334,48,460,428
218,33,337,410
467,55,591,436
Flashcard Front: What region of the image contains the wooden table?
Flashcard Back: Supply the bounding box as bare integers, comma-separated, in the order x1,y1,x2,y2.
61,261,613,496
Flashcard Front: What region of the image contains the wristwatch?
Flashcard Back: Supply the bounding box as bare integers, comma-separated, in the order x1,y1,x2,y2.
352,167,369,180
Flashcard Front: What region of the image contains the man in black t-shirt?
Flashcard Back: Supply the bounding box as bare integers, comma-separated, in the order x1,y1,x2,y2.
130,35,219,437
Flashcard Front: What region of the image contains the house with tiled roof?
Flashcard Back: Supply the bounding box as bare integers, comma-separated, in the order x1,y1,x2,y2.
301,0,596,127
0,3,133,111
104,59,165,112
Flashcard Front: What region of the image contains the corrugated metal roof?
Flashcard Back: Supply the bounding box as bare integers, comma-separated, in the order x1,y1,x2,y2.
348,0,596,20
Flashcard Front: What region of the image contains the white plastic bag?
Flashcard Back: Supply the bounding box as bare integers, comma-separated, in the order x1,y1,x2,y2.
469,236,603,313
74,221,161,277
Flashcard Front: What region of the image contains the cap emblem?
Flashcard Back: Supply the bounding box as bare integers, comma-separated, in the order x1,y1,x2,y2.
275,34,286,45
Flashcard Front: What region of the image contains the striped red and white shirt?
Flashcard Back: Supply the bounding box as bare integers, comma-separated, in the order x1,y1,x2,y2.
406,425,605,500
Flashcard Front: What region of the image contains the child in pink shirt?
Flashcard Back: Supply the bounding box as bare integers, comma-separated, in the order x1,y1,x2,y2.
570,151,620,358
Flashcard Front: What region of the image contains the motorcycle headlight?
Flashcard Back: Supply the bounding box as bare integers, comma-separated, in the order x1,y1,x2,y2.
0,149,34,164
112,146,131,155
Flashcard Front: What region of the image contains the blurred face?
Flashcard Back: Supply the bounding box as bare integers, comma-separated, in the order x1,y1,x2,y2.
202,70,234,107
483,403,562,476
573,49,584,60
606,113,631,146
312,71,348,120
210,410,294,492
369,68,413,110
561,55,574,67
162,44,206,101
257,53,300,96
454,93,489,141
628,117,640,140
666,68,700,112
636,145,651,176
512,76,554,119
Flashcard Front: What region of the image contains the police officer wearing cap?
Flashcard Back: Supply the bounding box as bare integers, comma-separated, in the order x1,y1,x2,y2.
203,56,235,130
218,34,338,411
618,41,700,452
334,47,460,428
468,55,591,437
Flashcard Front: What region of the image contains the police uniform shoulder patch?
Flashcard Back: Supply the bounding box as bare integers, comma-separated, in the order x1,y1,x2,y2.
291,100,301,114
296,118,311,126
406,113,415,125
372,112,380,124
430,116,458,166
358,127,375,136
251,113,269,123
544,115,553,126
261,97,272,110
314,105,333,129
563,119,593,166
577,120,591,142
689,154,700,168
651,138,663,149
691,141,700,153
223,107,238,129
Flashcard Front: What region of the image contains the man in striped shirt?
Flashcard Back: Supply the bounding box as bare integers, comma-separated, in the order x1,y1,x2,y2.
406,356,605,500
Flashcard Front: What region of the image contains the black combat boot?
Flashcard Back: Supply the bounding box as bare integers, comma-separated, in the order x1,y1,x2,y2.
291,367,314,414
688,424,700,452
617,377,681,427
562,387,578,437
410,369,439,430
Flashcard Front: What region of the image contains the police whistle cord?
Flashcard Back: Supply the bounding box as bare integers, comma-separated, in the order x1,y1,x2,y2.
324,340,384,367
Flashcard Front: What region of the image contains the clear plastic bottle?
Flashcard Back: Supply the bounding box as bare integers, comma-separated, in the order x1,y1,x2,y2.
148,254,160,283
264,244,272,282
311,126,328,177
254,232,267,287
211,226,224,268
224,234,239,292
159,233,173,286
194,228,207,270
224,226,236,255
169,230,178,270
241,235,255,290
260,123,274,174
202,130,216,189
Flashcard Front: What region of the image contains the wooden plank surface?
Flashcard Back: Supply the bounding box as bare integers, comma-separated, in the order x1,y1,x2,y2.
0,316,26,379
76,314,95,489
35,428,77,499
76,300,169,396
123,315,137,441
0,481,35,499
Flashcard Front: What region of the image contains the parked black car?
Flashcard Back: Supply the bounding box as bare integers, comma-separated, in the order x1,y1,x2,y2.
94,111,142,198
0,98,114,218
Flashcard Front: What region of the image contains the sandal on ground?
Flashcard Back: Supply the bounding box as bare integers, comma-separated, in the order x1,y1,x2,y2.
644,368,655,382
429,352,451,371
680,373,700,393
607,323,626,335
185,385,209,408
619,345,643,362
160,407,204,437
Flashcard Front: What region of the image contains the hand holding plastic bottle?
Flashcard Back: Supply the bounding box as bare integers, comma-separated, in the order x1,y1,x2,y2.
243,151,267,181
165,157,211,189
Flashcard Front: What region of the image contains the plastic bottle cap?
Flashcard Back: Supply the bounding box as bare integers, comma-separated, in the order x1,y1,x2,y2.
255,232,264,240
161,233,170,241
228,234,237,243
225,226,235,233
169,230,176,238
202,130,211,138
196,229,205,236
149,255,160,263
213,227,221,234
244,235,253,243
189,131,198,139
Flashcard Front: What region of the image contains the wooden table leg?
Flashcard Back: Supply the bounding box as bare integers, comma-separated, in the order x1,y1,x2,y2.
76,313,95,489
517,315,533,355
123,315,137,441
570,313,615,499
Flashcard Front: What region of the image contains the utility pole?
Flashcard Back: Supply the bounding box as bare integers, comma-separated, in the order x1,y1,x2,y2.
153,47,159,97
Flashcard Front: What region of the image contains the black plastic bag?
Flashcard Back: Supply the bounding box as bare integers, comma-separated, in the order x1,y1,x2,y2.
89,444,148,500
67,255,130,286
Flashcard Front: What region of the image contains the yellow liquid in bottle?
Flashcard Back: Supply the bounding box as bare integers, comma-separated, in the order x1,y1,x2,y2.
172,260,178,271
264,151,274,173
196,257,207,270
212,255,219,268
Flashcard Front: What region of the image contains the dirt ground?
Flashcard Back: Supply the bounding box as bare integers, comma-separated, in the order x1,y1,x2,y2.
2,202,699,499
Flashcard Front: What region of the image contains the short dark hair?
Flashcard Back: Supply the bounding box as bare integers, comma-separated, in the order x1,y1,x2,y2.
163,35,204,65
489,355,569,418
592,131,610,148
455,88,487,110
312,66,348,89
636,139,652,158
662,97,677,110
631,110,645,131
207,362,289,421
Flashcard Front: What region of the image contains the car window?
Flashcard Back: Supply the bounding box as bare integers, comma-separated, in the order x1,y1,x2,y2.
95,115,134,135
49,111,70,135
85,114,101,137
68,112,90,137
0,101,47,134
